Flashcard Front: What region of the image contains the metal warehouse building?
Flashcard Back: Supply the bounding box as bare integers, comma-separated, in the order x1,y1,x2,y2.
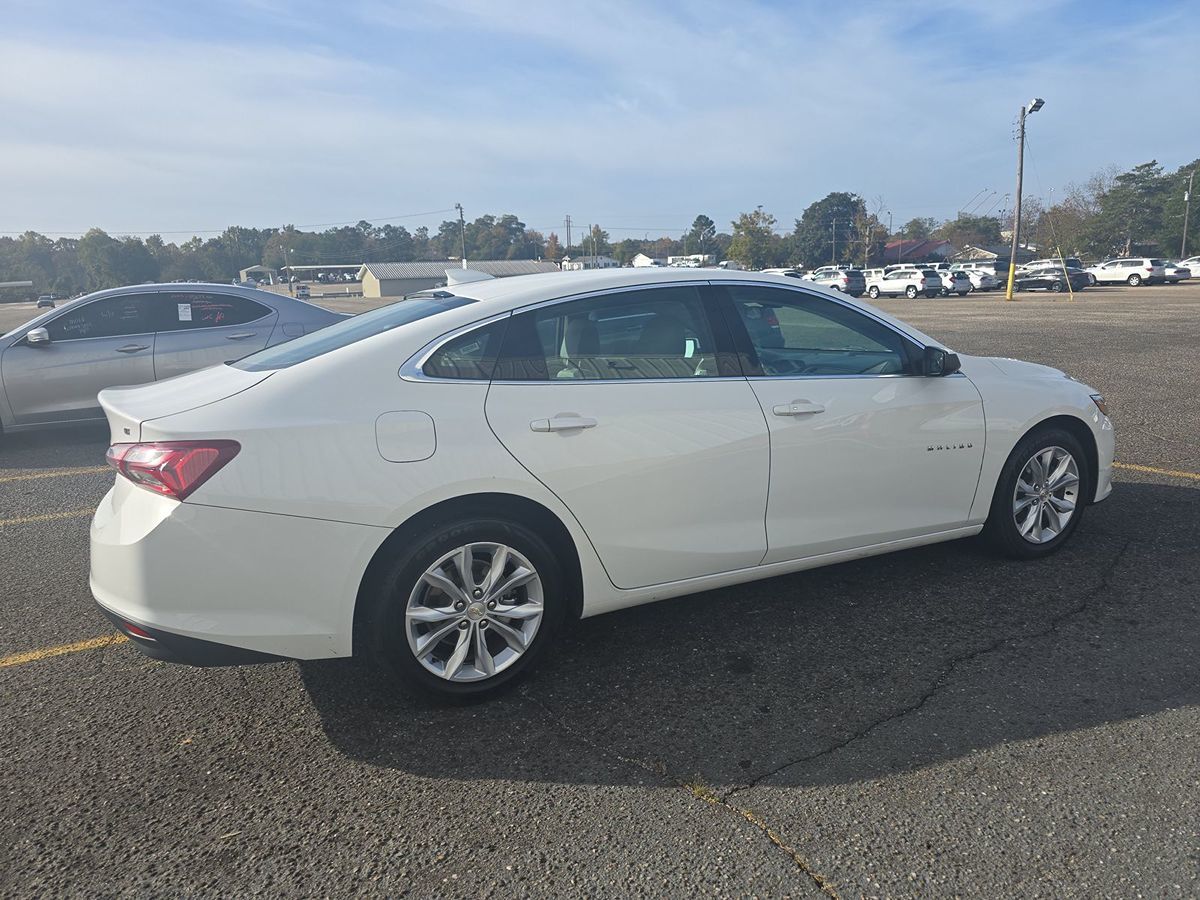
357,260,561,298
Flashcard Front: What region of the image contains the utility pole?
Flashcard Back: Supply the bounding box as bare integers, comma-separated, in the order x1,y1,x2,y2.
454,203,467,268
831,219,837,264
1006,97,1044,301
564,215,572,255
1183,171,1195,258
887,211,893,264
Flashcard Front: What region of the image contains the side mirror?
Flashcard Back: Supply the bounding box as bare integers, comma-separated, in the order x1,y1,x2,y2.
25,327,50,347
923,346,960,376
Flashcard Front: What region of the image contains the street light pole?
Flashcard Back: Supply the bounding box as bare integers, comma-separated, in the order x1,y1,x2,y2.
1006,97,1044,301
1183,170,1195,258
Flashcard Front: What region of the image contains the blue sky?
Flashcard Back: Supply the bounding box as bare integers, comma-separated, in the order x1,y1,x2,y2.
1,0,1196,240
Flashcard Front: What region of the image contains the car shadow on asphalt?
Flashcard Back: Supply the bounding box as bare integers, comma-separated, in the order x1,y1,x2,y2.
301,480,1200,791
0,425,109,470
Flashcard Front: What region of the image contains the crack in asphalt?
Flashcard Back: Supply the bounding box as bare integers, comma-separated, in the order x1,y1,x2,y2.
520,689,840,899
723,538,1135,802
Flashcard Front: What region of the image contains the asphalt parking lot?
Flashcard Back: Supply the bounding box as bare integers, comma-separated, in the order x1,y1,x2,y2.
2,284,1198,898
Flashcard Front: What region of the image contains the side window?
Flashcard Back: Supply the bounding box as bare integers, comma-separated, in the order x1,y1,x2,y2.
726,286,916,377
495,286,726,381
422,319,508,380
155,293,271,332
44,294,151,341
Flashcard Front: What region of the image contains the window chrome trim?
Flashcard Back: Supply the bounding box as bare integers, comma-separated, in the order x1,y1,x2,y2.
400,280,728,385
399,310,513,383
400,278,948,385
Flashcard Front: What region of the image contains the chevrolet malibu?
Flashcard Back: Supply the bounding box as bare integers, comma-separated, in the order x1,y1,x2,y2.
90,268,1114,698
0,283,343,432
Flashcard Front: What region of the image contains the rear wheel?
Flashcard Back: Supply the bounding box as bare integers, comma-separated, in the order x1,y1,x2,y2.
1050,280,1064,292
983,427,1088,559
1127,273,1142,286
366,518,565,699
867,285,880,299
1087,273,1097,286
905,285,918,299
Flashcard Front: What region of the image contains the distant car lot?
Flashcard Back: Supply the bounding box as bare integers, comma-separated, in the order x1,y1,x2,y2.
1,282,1199,896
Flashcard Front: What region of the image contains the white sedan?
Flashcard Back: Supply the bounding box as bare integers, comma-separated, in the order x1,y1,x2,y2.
90,269,1114,698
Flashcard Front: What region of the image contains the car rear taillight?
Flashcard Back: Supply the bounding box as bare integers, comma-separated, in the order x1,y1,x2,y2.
106,441,240,501
1146,267,1154,272
919,278,926,285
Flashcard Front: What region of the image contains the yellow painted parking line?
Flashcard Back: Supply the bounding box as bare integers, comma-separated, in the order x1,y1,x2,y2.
0,633,128,669
0,508,95,528
0,465,109,484
1113,462,1200,482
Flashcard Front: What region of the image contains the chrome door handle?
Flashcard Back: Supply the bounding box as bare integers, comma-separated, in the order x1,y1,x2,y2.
530,415,598,433
225,332,255,340
772,400,825,416
115,344,149,353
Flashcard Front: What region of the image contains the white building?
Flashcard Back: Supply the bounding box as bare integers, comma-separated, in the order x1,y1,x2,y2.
631,253,666,268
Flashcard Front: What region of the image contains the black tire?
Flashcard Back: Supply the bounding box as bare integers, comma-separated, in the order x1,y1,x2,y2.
1127,273,1141,286
905,285,918,299
982,426,1089,560
365,517,565,700
1087,273,1097,286
868,285,880,299
1050,280,1064,292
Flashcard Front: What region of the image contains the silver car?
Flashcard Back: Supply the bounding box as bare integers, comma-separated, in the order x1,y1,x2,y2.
0,283,345,432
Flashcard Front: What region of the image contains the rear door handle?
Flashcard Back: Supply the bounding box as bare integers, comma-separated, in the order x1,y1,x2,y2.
772,400,825,417
115,344,149,354
530,415,598,433
225,332,256,340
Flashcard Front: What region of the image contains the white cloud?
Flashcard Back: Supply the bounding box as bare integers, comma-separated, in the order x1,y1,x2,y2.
1,1,1197,238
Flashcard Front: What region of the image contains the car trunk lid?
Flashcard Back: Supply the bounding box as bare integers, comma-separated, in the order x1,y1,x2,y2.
98,364,272,443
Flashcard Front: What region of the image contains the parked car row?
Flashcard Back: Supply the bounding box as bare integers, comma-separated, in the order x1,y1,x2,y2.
760,254,1197,298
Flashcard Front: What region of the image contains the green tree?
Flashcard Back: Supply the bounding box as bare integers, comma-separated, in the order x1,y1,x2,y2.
1088,161,1167,256
934,214,1002,252
728,206,781,269
683,214,717,256
791,192,867,267
899,217,938,240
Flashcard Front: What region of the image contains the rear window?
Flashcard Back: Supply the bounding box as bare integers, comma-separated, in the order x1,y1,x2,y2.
232,295,475,371
1149,259,1167,266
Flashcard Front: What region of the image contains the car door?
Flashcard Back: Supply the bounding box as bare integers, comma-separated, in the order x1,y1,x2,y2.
150,290,277,380
716,282,985,564
1,293,156,426
483,283,770,589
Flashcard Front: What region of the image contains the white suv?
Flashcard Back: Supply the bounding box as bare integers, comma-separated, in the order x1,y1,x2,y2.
866,268,942,299
1084,258,1167,286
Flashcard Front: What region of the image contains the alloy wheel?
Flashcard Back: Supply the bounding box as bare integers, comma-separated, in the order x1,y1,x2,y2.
405,542,544,682
1012,446,1080,544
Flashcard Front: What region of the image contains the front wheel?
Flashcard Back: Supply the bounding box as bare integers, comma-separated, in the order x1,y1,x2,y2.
905,285,918,299
1127,273,1142,286
1087,273,1097,286
366,518,565,699
983,427,1089,559
867,285,880,299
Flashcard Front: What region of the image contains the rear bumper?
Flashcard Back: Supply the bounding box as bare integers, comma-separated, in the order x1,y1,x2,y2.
89,482,390,662
96,602,287,666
